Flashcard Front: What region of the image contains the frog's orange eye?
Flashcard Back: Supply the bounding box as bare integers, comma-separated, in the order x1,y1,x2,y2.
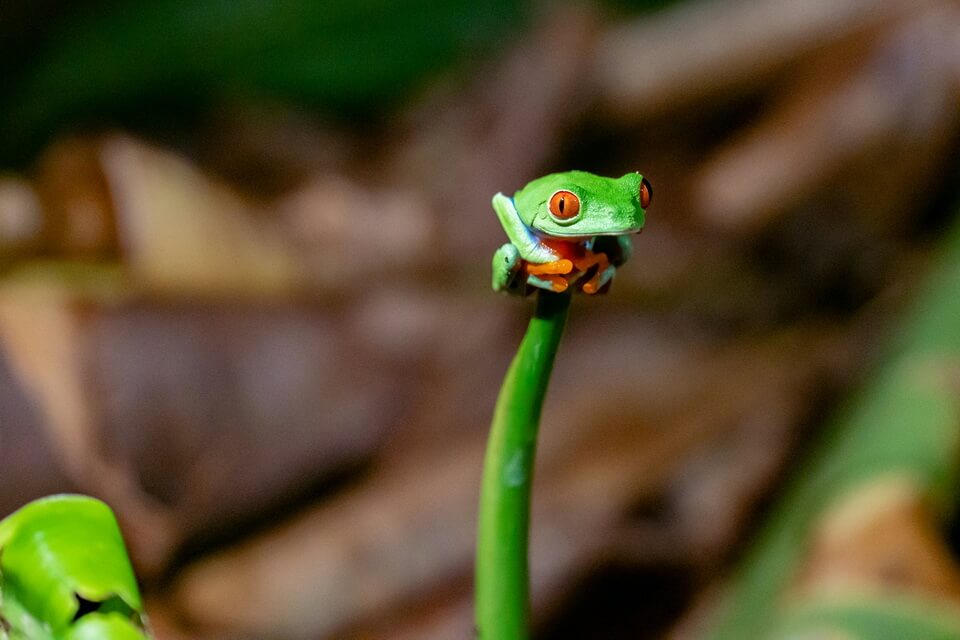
640,178,652,209
548,190,580,220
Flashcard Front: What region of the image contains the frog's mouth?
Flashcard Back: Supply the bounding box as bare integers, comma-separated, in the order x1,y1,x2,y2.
543,226,643,239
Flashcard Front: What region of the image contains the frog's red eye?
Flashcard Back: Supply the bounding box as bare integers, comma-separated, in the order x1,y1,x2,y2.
640,178,652,209
548,190,580,220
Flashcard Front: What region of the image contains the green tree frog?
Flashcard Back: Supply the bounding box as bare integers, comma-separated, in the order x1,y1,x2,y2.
491,170,651,295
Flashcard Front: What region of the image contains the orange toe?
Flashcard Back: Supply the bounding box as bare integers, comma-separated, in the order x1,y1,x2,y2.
527,259,574,276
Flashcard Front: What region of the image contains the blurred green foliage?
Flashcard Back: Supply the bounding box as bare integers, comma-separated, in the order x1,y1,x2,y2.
708,206,960,638
604,0,681,13
0,0,688,168
0,0,528,166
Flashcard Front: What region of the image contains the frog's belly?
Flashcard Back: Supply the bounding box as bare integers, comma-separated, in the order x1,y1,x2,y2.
540,238,587,261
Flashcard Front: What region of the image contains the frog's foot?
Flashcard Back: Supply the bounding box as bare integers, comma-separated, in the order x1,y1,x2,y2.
527,273,569,293
573,251,608,273
582,265,616,294
526,259,574,276
492,243,522,293
576,252,613,294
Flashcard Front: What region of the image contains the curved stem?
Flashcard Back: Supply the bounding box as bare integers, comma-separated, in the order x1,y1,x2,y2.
476,291,571,640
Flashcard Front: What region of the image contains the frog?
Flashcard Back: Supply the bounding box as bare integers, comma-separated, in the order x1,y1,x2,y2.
491,170,651,296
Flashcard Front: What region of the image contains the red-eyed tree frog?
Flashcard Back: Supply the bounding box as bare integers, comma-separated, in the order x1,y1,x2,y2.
491,170,651,295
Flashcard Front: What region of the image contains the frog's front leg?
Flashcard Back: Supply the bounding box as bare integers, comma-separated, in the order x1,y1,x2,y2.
492,243,522,293
492,193,559,264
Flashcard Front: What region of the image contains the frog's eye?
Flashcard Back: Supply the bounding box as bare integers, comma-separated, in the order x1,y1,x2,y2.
640,178,652,209
548,190,580,221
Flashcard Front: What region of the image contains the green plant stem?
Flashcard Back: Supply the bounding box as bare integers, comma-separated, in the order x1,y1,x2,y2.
476,290,571,640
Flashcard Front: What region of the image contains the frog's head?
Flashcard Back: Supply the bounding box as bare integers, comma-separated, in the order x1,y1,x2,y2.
513,170,650,238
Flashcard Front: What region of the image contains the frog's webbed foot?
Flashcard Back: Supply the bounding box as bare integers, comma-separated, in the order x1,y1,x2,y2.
583,265,616,294
526,259,574,276
524,258,574,293
574,252,614,295
492,244,622,296
527,273,569,293
494,245,575,295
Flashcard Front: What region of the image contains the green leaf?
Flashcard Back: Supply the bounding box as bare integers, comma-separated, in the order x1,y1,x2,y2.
0,495,149,639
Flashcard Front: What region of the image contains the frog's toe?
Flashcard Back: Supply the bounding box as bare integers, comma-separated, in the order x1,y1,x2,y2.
582,265,616,295
526,259,574,276
528,274,569,293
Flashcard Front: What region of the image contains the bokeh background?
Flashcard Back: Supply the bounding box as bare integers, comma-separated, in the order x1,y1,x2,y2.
2,0,960,638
